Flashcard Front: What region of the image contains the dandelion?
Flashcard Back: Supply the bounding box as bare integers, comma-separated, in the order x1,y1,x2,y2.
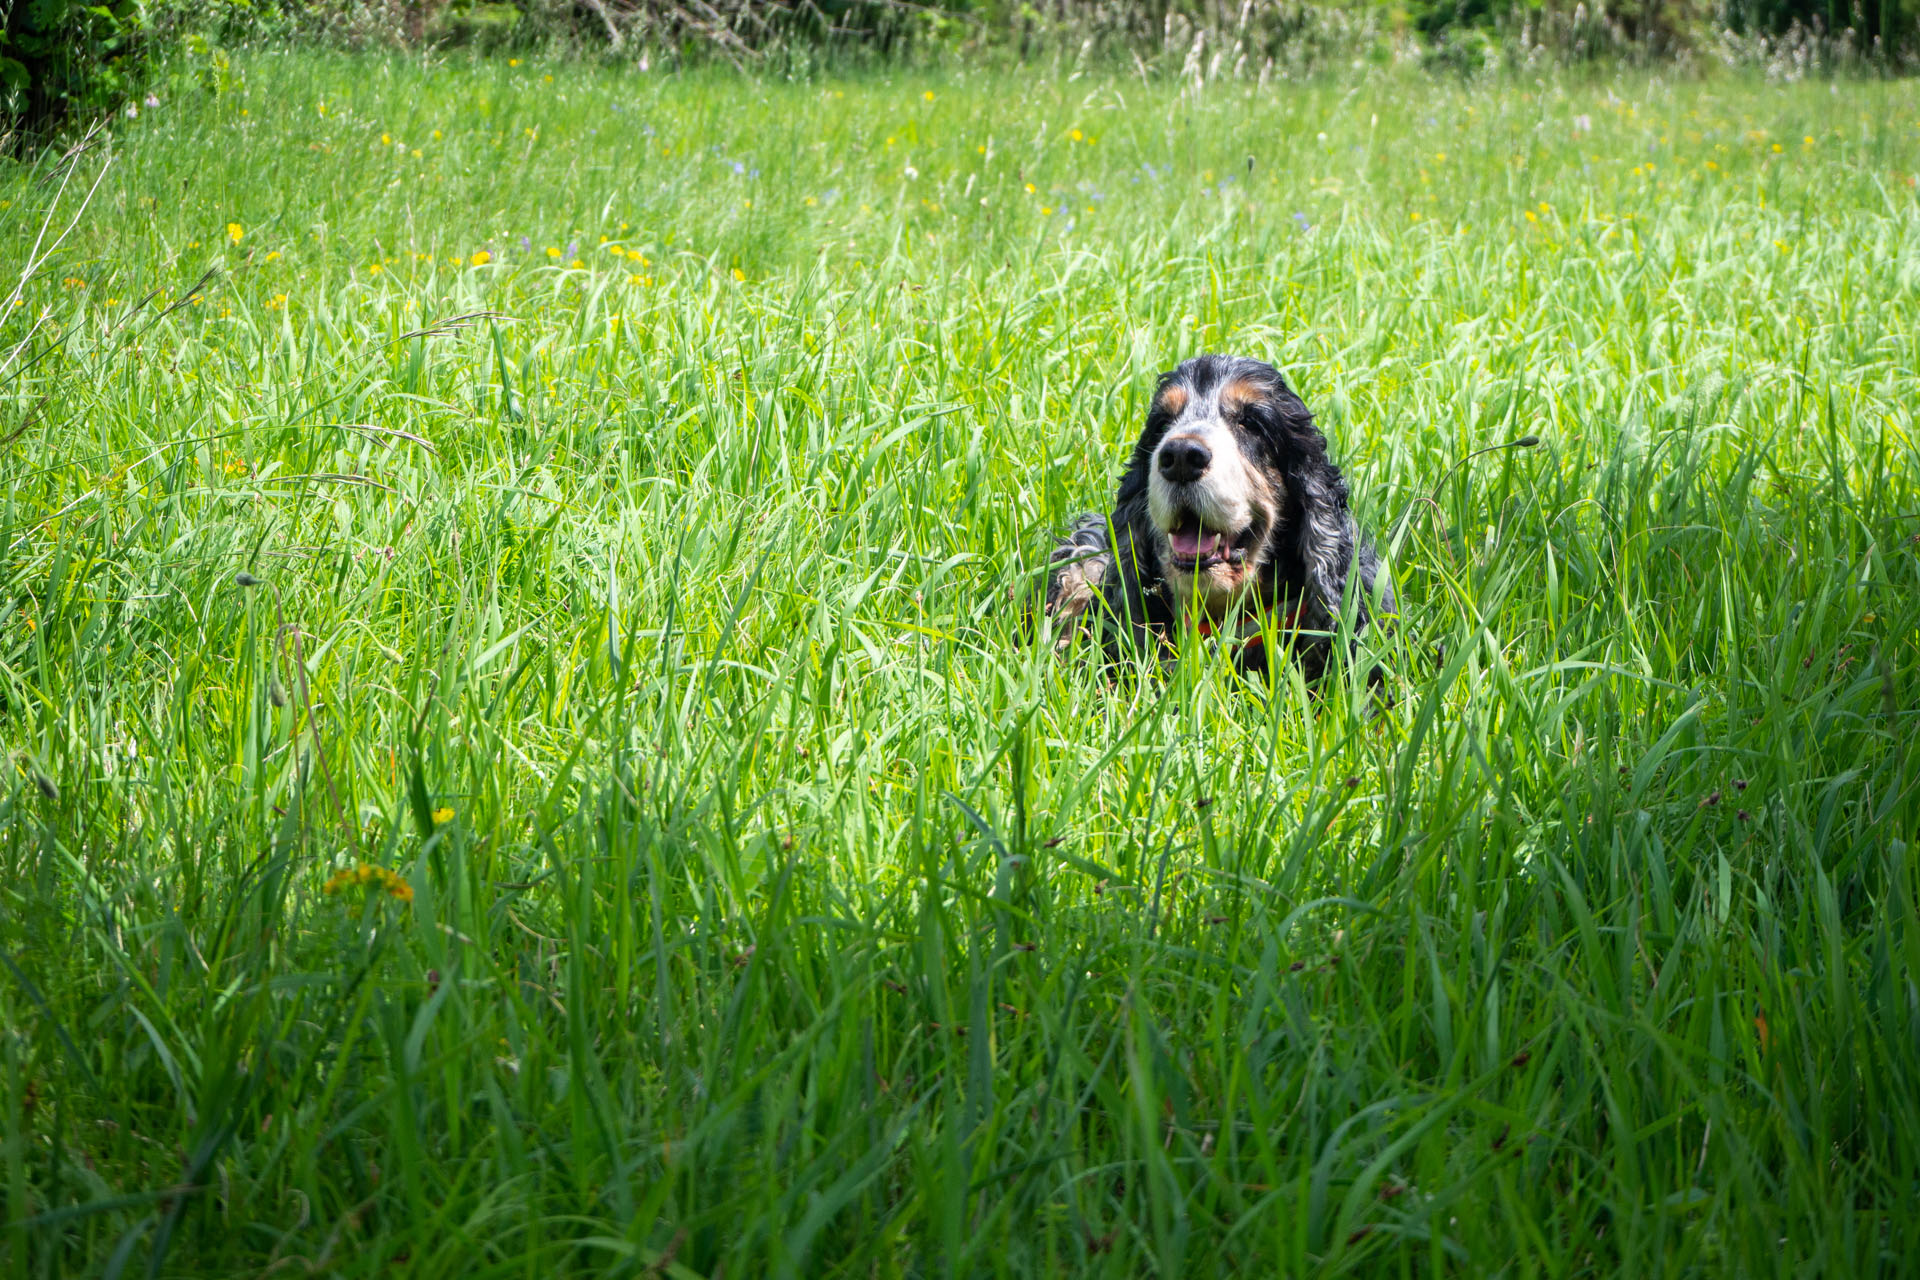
1070,129,1083,142
381,133,392,146
1040,206,1053,215
976,144,986,155
265,250,280,261
508,58,521,67
227,222,244,245
322,863,414,904
731,267,745,282
369,262,383,275
431,806,455,824
1024,183,1036,194
569,258,584,269
1771,142,1783,153
432,129,442,140
546,246,560,259
923,90,935,102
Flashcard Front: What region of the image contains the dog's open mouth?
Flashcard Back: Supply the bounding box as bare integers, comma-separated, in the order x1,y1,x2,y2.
1165,519,1255,570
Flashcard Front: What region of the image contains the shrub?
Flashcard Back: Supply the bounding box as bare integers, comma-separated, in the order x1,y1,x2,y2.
1,0,154,149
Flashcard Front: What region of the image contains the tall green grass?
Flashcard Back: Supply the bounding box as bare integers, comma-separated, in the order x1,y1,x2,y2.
2,50,1918,1276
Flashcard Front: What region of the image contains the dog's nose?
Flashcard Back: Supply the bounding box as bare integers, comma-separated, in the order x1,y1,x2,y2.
1157,436,1211,483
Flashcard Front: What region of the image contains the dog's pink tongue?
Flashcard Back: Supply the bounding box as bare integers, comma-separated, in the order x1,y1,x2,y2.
1169,528,1223,559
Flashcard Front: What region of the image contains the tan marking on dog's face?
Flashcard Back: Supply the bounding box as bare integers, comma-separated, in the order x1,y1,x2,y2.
1218,375,1266,418
1153,384,1189,418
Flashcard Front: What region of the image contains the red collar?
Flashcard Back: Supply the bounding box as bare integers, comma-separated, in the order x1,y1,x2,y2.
1193,600,1307,656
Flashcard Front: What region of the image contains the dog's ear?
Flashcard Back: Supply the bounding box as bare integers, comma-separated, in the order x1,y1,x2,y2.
1250,383,1362,630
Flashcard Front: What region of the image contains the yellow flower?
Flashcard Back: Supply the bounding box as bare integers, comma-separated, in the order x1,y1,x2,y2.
432,129,442,140
976,144,986,154
1040,206,1052,215
1410,210,1422,222
223,455,249,477
569,258,584,269
265,250,280,261
470,249,491,265
266,293,287,310
323,863,414,903
610,244,626,256
546,246,560,259
731,267,745,282
381,133,392,146
62,276,85,288
1024,183,1035,194
411,149,421,159
923,90,935,101
369,262,383,275
450,256,465,266
1070,128,1083,142
227,222,244,244
1524,211,1537,222
431,807,454,824
1771,142,1783,153
508,58,521,67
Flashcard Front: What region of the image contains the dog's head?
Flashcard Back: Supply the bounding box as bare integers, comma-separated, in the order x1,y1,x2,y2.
1118,354,1333,613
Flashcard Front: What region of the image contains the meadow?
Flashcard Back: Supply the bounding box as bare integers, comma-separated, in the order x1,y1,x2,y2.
2,48,1918,1276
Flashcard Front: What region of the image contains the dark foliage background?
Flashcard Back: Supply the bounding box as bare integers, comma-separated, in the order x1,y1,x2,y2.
3,0,1915,150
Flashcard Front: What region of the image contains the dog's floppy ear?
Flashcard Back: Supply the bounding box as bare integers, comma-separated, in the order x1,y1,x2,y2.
1254,381,1364,629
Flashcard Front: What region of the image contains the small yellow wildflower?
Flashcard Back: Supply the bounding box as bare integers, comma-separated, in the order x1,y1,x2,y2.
265,250,280,261
369,262,383,275
976,144,986,155
1070,128,1083,142
322,863,414,904
227,222,244,244
432,129,442,140
923,90,935,101
381,133,392,146
610,244,626,257
1771,142,1783,153
569,258,584,269
431,807,454,824
450,256,465,266
1524,211,1537,223
731,267,745,282
546,246,561,259
508,58,521,67
470,250,491,265
223,455,249,477
62,276,85,289
1040,206,1053,215
266,293,287,310
1024,183,1035,194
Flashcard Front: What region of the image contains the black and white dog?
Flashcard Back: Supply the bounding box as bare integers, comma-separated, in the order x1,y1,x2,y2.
1043,354,1391,681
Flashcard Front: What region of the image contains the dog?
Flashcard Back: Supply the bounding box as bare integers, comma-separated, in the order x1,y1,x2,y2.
1043,354,1391,682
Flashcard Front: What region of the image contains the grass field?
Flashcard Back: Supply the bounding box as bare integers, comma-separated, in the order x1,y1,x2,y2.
3,49,1919,1276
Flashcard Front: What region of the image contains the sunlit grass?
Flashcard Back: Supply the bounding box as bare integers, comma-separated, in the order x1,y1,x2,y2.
2,50,1918,1275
